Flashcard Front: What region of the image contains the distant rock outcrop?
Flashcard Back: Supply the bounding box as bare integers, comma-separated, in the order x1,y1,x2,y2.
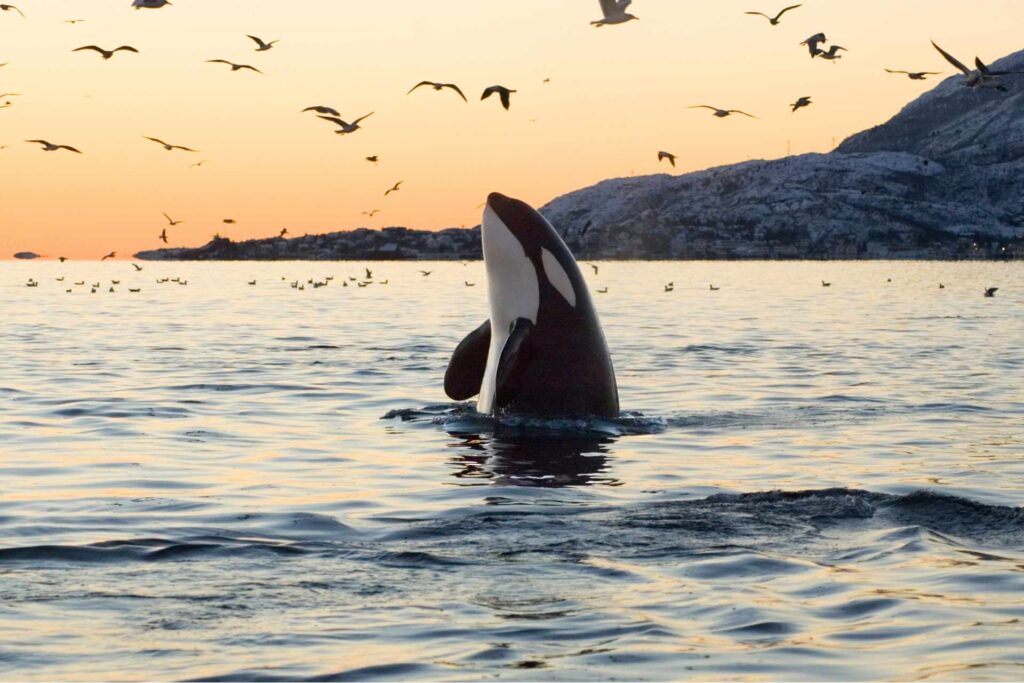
138,50,1024,261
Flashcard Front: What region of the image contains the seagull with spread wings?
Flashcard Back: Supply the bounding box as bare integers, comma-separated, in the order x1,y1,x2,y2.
481,85,516,110
317,112,374,135
689,105,757,119
145,136,198,152
744,5,801,26
302,105,340,116
0,4,25,18
592,0,638,26
931,40,1016,90
657,151,677,167
247,35,278,52
790,96,812,112
163,212,184,226
384,181,403,196
73,45,138,60
800,32,827,58
26,139,81,153
885,69,942,81
206,59,262,74
407,81,467,102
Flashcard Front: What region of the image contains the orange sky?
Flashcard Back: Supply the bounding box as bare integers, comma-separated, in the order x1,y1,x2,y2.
1,0,1022,259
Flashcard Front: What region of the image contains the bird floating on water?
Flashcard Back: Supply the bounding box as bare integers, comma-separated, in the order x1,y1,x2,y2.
73,45,138,60
657,151,676,167
206,59,262,74
689,105,757,119
145,137,197,152
709,284,720,291
822,280,831,287
481,85,515,110
885,68,942,81
592,0,638,27
407,81,467,102
745,5,800,25
790,96,812,112
26,139,81,153
247,35,278,51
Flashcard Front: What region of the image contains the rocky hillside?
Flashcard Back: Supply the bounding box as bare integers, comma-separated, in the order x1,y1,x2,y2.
139,50,1024,261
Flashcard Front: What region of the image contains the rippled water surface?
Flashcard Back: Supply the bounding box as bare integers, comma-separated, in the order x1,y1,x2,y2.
2,260,1023,681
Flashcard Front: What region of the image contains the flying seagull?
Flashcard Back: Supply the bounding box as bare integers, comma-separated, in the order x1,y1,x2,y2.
384,181,403,196
800,32,827,58
657,151,676,167
132,263,143,271
206,59,262,74
101,251,116,261
362,209,380,216
592,0,638,26
817,45,846,61
931,41,1015,90
481,85,516,110
159,228,168,243
790,96,812,112
302,105,340,116
885,69,942,81
26,139,81,153
73,45,138,60
689,105,757,119
163,212,183,225
407,81,467,102
984,287,998,297
247,35,278,51
0,4,25,18
145,136,198,152
64,19,86,24
365,155,379,163
745,5,801,25
317,112,373,135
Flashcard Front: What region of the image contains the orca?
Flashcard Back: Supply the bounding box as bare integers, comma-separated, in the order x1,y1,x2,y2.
444,192,619,418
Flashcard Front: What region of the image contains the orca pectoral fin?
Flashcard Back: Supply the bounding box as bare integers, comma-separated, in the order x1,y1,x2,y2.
495,317,534,405
444,320,491,400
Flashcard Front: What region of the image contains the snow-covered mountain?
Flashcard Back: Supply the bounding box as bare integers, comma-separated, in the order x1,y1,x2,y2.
540,48,1024,259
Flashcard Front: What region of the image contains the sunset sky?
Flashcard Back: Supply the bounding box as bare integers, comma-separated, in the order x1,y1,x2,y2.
1,0,1022,259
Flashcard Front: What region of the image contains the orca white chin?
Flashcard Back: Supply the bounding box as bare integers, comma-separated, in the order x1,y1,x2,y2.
478,200,539,413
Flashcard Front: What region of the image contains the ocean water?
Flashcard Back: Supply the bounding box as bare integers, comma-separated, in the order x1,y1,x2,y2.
1,259,1022,681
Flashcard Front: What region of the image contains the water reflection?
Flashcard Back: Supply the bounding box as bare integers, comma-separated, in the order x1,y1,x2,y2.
446,431,620,487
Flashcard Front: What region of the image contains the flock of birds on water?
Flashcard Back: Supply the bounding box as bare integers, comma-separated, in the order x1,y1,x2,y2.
3,0,1016,299
18,263,1002,300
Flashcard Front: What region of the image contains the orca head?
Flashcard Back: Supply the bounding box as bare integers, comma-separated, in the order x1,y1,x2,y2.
482,192,582,327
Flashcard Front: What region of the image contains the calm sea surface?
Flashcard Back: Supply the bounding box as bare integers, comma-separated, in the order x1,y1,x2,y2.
1,260,1022,681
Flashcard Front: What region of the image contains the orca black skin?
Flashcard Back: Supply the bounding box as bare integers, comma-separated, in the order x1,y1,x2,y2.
444,192,619,418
